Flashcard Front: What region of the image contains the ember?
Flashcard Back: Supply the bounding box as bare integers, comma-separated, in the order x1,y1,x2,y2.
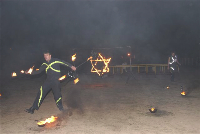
74,78,79,84
72,53,76,61
11,72,17,77
0,93,1,97
90,53,111,76
149,108,157,113
37,116,58,127
36,69,39,71
59,75,66,81
181,91,186,96
166,86,170,89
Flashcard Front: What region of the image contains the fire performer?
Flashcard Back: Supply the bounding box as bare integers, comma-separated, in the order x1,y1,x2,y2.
168,52,181,82
25,50,76,114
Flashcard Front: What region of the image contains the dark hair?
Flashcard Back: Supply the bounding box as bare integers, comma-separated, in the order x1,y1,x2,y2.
44,50,51,55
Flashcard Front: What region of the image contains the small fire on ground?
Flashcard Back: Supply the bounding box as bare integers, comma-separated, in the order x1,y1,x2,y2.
181,91,186,96
37,116,58,127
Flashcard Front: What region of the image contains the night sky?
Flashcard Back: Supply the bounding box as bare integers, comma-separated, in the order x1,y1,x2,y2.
1,0,200,79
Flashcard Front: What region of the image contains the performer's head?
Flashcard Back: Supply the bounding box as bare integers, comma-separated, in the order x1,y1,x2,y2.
44,50,51,62
171,51,175,56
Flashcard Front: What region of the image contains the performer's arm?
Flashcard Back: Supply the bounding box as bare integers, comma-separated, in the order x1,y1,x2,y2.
60,60,76,71
25,64,46,75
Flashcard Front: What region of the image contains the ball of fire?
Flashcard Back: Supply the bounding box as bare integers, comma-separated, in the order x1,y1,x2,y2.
149,108,157,113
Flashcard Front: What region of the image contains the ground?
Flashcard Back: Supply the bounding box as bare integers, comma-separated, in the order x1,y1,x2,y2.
1,67,200,134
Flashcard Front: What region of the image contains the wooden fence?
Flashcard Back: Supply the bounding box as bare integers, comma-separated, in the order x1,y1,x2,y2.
109,64,179,75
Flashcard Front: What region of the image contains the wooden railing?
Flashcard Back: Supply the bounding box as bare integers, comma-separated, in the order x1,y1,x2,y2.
109,64,179,75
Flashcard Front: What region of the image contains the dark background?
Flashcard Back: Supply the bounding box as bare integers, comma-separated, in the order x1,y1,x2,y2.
1,0,200,82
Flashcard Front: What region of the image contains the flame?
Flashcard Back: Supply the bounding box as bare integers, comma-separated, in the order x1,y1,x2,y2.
21,70,25,73
87,56,93,61
36,69,39,71
74,78,79,84
72,53,76,62
150,108,155,112
127,53,131,56
90,53,111,76
37,116,58,126
59,75,66,81
11,72,17,77
27,66,34,74
181,91,186,96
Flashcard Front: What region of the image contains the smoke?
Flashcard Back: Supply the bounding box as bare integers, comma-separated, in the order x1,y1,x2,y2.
1,1,200,81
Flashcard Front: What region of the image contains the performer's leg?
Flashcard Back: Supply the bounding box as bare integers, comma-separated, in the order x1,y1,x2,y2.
26,80,52,114
52,80,63,111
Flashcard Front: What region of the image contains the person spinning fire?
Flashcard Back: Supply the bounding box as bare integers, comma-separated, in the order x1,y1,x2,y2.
167,52,181,82
25,50,76,114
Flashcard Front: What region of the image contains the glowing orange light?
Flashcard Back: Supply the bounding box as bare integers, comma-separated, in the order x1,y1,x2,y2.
151,108,155,111
0,93,2,97
181,91,186,96
74,78,79,84
59,75,66,81
36,69,39,71
87,56,93,61
11,72,17,77
37,116,58,126
27,66,34,74
127,53,131,56
90,53,111,76
167,86,170,89
21,70,25,73
72,53,76,62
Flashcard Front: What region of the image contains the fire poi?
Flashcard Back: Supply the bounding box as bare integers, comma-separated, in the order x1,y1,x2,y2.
21,70,25,73
59,75,66,81
74,78,79,84
72,53,76,62
90,53,111,76
149,107,157,113
11,72,17,77
37,116,58,127
27,66,35,74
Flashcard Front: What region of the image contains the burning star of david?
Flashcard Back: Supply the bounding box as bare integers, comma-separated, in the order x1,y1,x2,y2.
90,53,111,76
